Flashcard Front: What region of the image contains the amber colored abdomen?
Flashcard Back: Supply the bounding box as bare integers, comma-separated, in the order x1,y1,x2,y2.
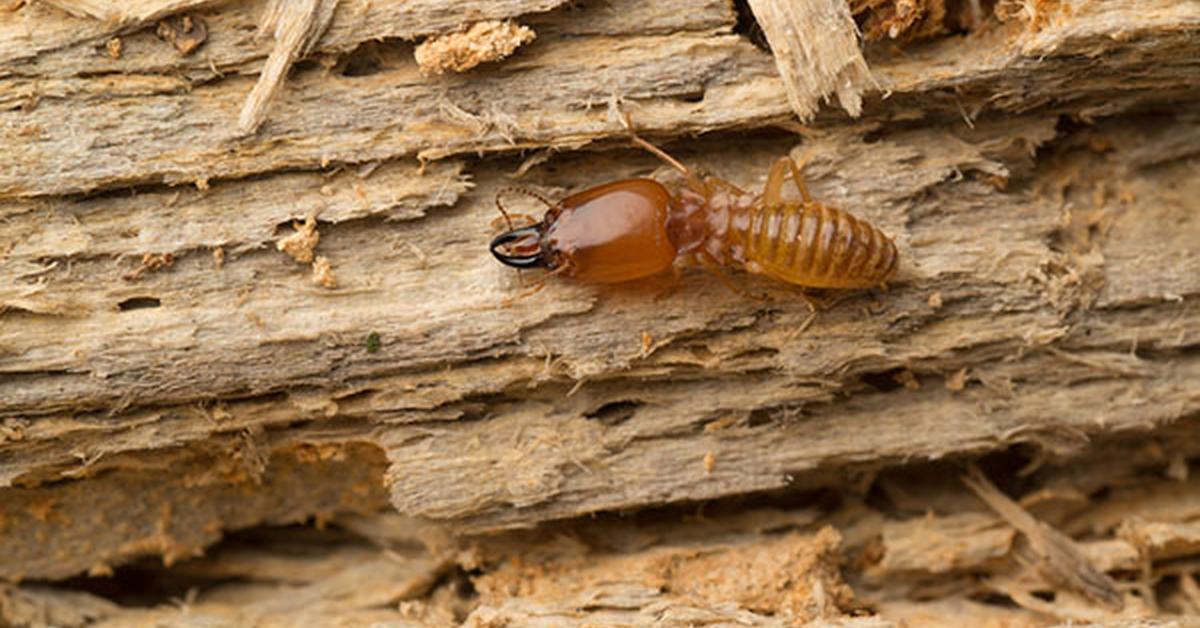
741,202,898,289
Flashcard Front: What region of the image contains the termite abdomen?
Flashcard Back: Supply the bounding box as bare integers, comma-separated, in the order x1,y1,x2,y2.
742,202,897,289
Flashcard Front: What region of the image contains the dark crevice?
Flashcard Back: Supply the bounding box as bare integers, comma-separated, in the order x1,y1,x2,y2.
746,407,774,428
585,400,642,426
859,367,907,393
49,558,230,608
339,42,385,77
117,296,161,311
1030,590,1056,602
733,0,770,52
39,522,439,610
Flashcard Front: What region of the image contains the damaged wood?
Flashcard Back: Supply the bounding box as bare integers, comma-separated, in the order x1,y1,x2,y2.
746,0,873,119
1,0,1199,625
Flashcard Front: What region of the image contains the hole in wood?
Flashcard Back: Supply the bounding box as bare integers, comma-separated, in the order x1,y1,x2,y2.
747,408,774,427
859,367,907,392
340,41,386,77
585,400,642,426
117,296,161,311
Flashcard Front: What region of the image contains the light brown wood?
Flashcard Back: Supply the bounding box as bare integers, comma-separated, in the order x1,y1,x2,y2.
2,0,1199,625
747,0,872,119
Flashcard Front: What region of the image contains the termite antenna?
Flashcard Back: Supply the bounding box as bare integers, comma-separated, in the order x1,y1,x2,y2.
495,194,517,232
618,109,692,178
495,187,554,231
500,186,555,208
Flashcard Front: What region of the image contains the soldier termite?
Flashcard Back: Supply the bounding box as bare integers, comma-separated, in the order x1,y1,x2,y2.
489,121,898,303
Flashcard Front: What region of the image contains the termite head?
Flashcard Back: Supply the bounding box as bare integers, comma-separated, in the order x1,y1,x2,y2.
490,223,548,269
490,179,678,283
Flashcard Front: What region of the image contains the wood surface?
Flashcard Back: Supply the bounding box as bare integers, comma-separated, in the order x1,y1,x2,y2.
1,0,1199,625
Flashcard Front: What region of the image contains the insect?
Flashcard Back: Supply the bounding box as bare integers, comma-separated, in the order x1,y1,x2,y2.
490,121,898,301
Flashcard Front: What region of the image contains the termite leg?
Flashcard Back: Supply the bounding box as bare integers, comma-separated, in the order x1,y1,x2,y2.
763,157,790,206
500,261,573,306
787,156,813,204
650,265,685,302
764,156,814,205
799,289,856,313
699,252,769,302
500,278,548,306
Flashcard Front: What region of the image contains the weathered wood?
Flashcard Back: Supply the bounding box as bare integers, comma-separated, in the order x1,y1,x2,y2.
0,0,571,71
747,0,871,119
4,0,1198,198
2,0,1199,624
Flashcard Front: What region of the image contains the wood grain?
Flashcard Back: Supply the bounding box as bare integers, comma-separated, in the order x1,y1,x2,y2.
1,0,1199,624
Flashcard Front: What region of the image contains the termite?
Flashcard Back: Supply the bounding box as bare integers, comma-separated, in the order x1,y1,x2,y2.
490,121,898,302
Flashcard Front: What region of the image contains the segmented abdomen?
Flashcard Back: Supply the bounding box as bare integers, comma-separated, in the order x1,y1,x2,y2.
741,202,898,289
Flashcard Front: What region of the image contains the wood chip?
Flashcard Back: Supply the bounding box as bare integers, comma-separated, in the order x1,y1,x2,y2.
239,0,339,135
962,464,1123,611
745,0,873,120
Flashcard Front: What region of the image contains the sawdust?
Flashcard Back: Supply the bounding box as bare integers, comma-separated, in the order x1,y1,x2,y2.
473,527,853,622
122,252,174,282
104,37,121,60
852,0,948,41
995,0,1068,31
277,216,320,264
312,255,337,289
944,368,968,391
415,20,536,76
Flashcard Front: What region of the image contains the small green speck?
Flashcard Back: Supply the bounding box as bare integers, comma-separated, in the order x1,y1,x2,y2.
366,332,381,354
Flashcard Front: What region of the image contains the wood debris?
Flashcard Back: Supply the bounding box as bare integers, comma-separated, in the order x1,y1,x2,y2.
122,252,174,281
415,20,536,76
155,13,207,55
1,0,1198,624
962,465,1124,611
238,0,339,135
311,254,337,288
276,216,320,264
745,0,873,120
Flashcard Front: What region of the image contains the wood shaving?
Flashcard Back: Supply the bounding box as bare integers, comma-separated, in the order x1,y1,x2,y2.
962,465,1123,611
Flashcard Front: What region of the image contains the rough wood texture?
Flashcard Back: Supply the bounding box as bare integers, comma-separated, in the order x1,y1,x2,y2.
2,0,1199,625
747,0,872,119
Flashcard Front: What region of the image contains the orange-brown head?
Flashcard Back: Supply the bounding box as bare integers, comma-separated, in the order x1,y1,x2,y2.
490,178,678,283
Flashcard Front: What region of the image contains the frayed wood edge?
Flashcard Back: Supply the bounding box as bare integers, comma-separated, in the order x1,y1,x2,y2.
962,463,1124,612
745,0,874,121
238,0,339,136
40,0,217,24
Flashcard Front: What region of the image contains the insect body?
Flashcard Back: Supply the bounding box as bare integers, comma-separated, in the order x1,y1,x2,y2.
490,129,898,294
